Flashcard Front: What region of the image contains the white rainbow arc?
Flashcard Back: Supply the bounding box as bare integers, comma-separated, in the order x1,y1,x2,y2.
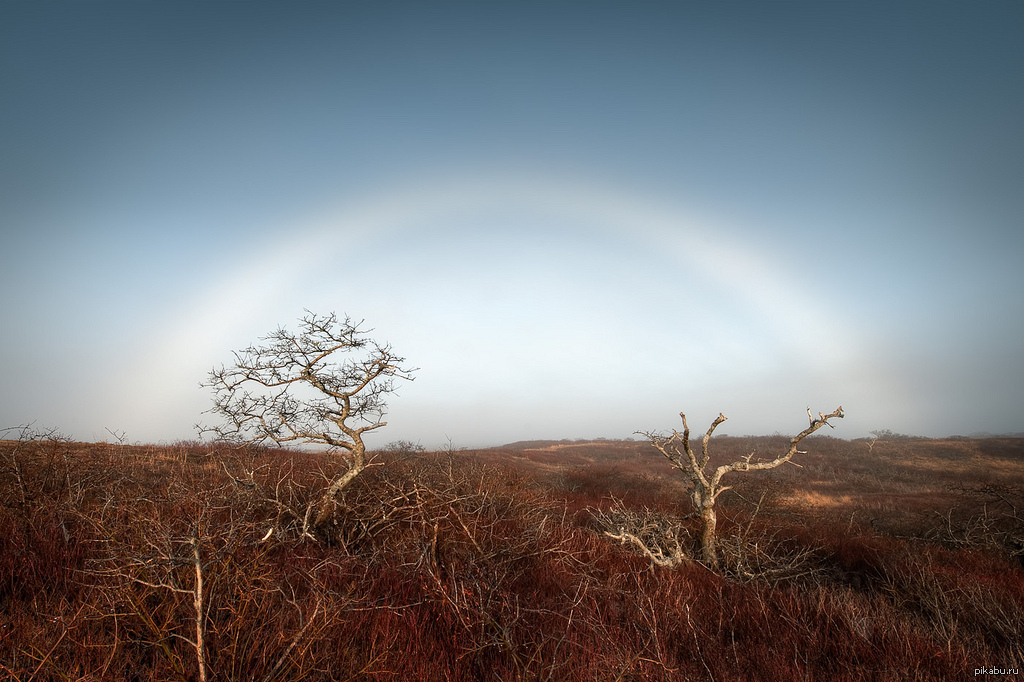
132,172,858,440
231,174,847,357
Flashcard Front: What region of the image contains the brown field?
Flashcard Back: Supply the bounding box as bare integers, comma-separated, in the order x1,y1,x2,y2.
2,431,1022,680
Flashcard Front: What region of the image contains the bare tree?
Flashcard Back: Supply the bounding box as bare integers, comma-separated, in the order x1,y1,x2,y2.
199,311,415,531
637,406,844,568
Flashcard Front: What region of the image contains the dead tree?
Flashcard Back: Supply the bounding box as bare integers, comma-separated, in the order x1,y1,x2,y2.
638,406,843,568
200,311,415,532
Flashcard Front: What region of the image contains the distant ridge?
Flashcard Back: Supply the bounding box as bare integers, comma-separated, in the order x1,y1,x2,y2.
501,437,635,450
966,431,1024,439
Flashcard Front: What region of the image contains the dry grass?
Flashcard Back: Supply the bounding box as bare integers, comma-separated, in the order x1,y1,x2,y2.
1,430,1022,679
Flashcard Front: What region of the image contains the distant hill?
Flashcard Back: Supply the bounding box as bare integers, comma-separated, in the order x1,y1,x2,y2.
501,437,637,450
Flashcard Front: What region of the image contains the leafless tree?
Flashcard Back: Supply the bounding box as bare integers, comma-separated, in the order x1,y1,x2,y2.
199,311,415,532
637,406,844,568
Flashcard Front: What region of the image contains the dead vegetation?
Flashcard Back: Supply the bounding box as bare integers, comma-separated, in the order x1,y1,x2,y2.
2,426,1023,679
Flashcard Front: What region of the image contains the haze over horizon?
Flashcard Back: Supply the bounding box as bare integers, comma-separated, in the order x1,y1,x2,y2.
2,2,1022,448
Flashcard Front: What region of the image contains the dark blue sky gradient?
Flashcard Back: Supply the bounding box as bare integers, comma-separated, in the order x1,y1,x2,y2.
2,2,1022,444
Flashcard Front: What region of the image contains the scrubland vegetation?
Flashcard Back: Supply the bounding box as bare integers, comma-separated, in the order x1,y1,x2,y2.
2,429,1023,680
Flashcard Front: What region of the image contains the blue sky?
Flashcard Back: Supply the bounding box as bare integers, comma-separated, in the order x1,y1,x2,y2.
2,1,1022,446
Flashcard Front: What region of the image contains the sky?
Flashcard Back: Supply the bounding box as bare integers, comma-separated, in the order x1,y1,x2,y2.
2,1,1023,448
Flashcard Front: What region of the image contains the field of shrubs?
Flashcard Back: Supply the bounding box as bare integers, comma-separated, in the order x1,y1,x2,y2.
2,429,1022,680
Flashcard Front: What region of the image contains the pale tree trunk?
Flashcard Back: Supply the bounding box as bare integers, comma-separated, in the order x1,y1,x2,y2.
312,440,366,529
699,502,719,567
691,478,722,567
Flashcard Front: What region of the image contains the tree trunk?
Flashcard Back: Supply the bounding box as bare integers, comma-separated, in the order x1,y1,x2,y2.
699,502,719,567
312,444,366,529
